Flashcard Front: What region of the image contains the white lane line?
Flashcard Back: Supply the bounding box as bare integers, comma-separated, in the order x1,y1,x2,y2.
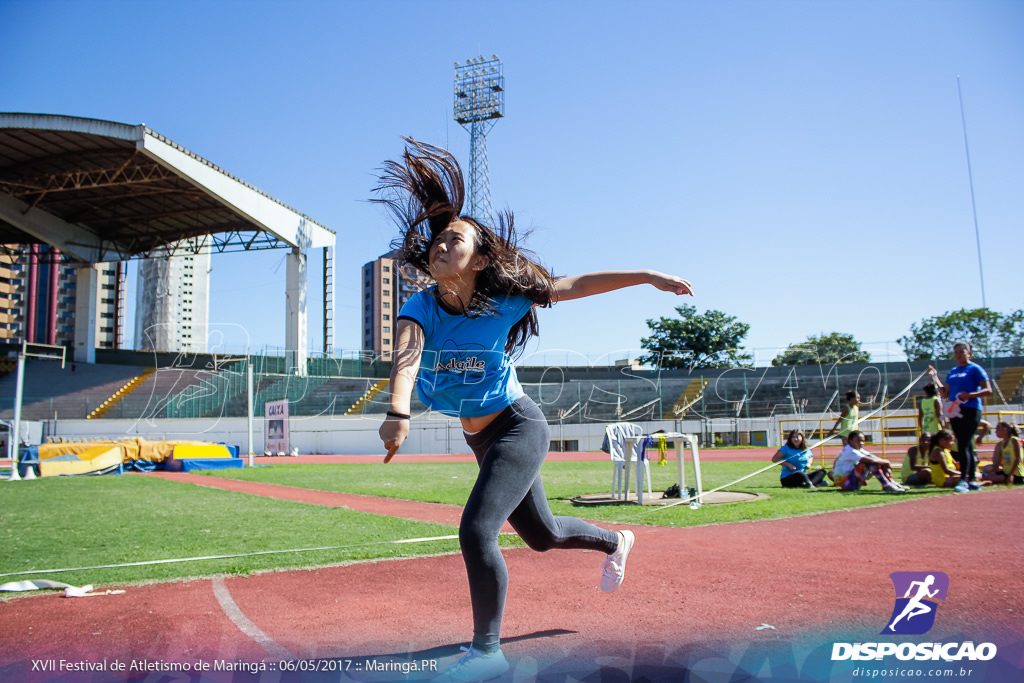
212,577,293,661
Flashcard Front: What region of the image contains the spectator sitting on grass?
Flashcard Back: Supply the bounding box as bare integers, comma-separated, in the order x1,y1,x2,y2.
901,432,934,487
928,429,962,488
831,430,908,493
981,422,1023,485
771,429,828,488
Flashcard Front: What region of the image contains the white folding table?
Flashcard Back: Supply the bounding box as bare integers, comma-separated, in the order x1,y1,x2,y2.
622,432,704,506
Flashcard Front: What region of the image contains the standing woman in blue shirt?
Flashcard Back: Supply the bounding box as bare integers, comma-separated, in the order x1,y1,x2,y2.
373,139,692,681
931,342,992,492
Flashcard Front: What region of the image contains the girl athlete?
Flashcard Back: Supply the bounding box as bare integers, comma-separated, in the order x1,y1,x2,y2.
918,381,944,435
828,390,860,446
983,422,1023,485
928,430,961,488
374,139,692,682
900,432,933,487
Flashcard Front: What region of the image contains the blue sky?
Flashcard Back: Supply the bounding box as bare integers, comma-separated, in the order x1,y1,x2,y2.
2,0,1021,366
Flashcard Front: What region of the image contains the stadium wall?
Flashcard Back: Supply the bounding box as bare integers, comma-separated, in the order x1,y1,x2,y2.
36,411,898,456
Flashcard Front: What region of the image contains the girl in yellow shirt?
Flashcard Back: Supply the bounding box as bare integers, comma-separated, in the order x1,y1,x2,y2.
928,430,960,488
918,383,945,434
983,422,1023,485
828,390,860,447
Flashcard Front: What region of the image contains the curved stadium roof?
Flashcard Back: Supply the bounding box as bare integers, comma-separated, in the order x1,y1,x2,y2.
0,113,334,263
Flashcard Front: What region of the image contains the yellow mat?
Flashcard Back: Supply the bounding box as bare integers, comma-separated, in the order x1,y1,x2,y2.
39,444,123,477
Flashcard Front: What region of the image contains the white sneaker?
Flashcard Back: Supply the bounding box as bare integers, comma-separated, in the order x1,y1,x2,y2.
600,529,635,592
431,646,509,682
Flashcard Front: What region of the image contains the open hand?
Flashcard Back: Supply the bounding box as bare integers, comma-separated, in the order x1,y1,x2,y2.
649,272,693,296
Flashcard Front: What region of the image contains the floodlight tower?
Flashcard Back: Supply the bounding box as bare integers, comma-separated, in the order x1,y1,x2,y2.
454,55,505,221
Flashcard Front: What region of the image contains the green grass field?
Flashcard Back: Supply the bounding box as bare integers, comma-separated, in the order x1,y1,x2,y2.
199,459,955,527
1,459,960,596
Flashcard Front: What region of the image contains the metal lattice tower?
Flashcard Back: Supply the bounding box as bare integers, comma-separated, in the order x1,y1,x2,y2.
454,55,505,221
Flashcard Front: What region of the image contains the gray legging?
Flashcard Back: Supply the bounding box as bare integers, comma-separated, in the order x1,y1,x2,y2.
462,396,619,653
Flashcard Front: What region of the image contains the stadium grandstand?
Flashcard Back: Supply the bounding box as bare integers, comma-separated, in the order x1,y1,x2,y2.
4,347,1022,424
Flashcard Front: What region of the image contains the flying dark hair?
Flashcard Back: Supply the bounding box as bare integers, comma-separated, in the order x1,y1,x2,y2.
371,138,557,355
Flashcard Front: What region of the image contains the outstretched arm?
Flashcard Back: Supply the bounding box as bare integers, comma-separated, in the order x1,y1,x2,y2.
552,270,692,303
828,406,849,435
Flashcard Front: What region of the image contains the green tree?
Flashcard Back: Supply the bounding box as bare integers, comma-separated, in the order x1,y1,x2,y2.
639,304,752,369
898,308,1024,361
771,332,871,366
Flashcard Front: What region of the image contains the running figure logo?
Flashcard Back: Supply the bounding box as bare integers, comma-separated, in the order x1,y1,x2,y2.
882,572,949,635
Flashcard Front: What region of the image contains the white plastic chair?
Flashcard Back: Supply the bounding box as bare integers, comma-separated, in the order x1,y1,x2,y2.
603,423,652,499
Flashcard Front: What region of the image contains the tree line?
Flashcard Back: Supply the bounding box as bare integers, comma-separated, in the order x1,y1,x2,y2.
638,305,1024,370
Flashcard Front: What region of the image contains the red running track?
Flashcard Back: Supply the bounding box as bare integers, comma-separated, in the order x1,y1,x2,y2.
1,471,1021,682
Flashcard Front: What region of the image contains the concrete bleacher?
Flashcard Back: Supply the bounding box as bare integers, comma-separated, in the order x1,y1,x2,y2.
5,355,1022,423
995,366,1024,403
100,367,218,419
0,359,143,420
518,376,692,422
220,376,412,418
261,376,377,417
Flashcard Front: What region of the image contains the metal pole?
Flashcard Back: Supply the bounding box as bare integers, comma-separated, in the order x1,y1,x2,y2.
8,346,26,480
247,359,254,467
957,75,986,310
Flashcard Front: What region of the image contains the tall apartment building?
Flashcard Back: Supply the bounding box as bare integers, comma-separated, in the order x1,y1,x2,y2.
362,253,428,361
0,250,20,343
0,245,123,349
135,251,211,353
93,263,123,350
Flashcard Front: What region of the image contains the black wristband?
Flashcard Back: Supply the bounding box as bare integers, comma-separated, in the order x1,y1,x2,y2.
386,410,411,420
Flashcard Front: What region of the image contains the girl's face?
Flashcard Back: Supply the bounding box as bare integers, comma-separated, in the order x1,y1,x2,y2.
851,393,860,405
939,434,954,449
428,220,487,281
996,424,1008,440
790,432,805,449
